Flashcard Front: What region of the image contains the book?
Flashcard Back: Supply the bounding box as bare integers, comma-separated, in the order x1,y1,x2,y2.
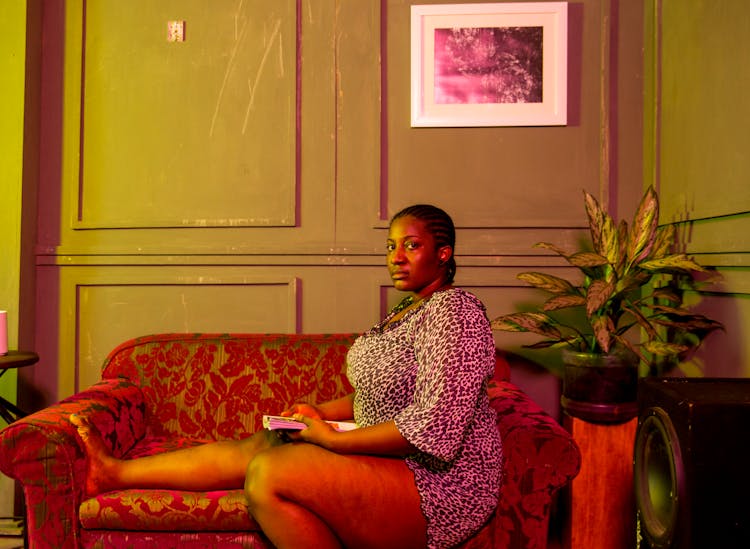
0,517,24,537
262,415,358,432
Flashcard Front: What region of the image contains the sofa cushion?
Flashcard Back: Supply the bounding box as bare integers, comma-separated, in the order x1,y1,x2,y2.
78,435,258,532
79,488,256,532
101,333,357,441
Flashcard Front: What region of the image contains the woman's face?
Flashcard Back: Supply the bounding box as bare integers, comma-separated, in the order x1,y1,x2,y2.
386,215,451,296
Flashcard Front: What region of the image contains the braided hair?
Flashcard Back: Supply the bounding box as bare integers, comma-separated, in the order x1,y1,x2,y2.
390,204,457,283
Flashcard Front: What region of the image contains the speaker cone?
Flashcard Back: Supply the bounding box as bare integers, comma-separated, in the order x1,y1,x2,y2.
634,407,684,548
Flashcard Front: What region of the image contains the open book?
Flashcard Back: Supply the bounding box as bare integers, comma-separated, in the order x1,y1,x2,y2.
262,415,358,432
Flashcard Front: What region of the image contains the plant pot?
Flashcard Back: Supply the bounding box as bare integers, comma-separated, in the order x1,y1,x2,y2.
561,348,639,424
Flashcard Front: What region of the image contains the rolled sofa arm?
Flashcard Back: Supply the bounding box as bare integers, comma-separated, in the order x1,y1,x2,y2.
0,378,146,549
487,381,581,549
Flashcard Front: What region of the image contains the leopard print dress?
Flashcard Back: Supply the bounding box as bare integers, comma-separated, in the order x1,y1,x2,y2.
347,288,502,548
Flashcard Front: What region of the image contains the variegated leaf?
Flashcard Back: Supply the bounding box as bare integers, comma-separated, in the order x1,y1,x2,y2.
616,220,629,275
627,186,659,264
568,252,609,268
650,315,724,331
523,339,562,349
644,340,689,356
651,286,681,303
491,312,562,339
611,334,647,363
647,303,694,316
533,242,570,257
650,225,676,259
586,279,615,315
639,254,707,272
543,294,586,311
584,191,605,252
591,315,613,353
601,214,620,265
517,272,577,295
621,302,658,339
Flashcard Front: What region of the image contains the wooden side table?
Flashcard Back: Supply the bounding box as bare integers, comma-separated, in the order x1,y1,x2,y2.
564,416,638,549
0,351,39,424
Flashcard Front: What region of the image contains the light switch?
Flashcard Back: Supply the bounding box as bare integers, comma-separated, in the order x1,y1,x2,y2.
167,20,185,43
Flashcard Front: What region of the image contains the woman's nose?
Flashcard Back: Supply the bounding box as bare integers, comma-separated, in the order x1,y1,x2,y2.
390,247,406,263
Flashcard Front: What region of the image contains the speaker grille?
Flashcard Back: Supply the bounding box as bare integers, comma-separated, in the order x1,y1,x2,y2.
634,407,684,548
635,377,750,549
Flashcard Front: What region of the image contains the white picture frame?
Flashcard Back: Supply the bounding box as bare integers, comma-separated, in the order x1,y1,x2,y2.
411,2,568,127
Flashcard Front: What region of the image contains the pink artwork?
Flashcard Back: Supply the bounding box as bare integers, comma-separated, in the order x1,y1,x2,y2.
433,27,543,105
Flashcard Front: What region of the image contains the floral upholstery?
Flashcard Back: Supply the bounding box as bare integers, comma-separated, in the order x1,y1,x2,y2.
0,333,580,549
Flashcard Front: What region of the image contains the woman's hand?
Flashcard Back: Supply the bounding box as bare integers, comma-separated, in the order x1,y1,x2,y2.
279,403,323,420
285,414,339,448
285,417,418,456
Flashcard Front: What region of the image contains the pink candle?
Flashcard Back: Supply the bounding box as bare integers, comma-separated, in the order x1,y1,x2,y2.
0,311,7,355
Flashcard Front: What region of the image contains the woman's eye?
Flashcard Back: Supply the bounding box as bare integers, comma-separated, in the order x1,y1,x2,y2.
405,241,419,250
386,243,395,252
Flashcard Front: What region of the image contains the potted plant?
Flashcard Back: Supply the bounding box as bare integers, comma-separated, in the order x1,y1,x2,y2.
491,186,723,423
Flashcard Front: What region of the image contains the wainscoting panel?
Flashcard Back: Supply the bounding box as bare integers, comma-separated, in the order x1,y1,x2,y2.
75,281,300,391
74,0,298,229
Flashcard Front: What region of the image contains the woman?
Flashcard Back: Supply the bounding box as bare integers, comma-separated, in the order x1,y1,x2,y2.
72,204,502,548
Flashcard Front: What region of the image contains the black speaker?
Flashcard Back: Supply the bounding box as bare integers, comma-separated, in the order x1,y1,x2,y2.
634,377,750,549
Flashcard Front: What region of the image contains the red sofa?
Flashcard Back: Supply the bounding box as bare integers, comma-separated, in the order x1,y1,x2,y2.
0,333,581,548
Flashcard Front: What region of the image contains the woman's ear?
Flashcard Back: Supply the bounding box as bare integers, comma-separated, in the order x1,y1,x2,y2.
438,246,453,265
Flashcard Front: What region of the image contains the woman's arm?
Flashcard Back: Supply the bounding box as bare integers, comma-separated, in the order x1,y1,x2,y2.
290,416,418,457
281,393,355,421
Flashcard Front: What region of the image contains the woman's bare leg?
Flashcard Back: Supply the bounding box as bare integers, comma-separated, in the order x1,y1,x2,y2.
70,414,279,495
244,443,427,549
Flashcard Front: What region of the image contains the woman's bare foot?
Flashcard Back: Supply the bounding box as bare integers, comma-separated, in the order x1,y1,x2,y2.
69,414,121,496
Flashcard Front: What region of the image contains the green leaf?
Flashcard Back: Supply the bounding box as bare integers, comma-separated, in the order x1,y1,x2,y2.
650,225,675,259
644,340,689,356
600,213,619,265
621,302,658,339
586,279,615,315
651,286,682,303
651,315,724,332
648,303,697,317
584,191,605,252
523,339,563,349
639,254,707,272
611,334,647,364
533,242,570,257
568,252,609,268
591,315,614,353
627,186,659,264
616,220,629,275
517,272,578,295
491,312,562,339
543,294,586,311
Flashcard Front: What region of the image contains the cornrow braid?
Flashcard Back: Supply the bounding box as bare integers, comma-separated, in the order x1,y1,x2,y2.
390,204,457,283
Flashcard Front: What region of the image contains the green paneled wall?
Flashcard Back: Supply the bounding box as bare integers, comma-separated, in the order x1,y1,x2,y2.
644,0,750,376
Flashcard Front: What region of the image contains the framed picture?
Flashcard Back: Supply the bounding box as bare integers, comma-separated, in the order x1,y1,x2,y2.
411,2,568,127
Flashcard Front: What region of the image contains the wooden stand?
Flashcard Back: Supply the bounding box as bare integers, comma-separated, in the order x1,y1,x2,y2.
564,416,637,549
0,351,39,424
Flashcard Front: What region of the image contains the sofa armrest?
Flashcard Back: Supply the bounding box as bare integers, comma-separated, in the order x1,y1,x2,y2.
486,381,581,548
0,378,146,549
490,381,581,484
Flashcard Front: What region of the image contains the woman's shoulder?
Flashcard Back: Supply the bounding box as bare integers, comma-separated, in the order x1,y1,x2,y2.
429,287,487,313
432,286,484,304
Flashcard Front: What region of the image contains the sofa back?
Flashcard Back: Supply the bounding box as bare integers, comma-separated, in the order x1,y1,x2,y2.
102,333,357,440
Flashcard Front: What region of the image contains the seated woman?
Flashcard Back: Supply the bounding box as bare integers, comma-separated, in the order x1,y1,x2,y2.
71,204,502,549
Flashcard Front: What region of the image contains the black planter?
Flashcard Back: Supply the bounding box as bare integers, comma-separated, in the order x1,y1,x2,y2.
561,348,639,424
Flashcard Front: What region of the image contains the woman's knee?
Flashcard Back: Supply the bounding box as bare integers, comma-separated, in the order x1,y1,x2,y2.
244,450,272,504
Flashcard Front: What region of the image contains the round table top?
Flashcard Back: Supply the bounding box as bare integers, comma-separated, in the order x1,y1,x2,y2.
0,350,40,369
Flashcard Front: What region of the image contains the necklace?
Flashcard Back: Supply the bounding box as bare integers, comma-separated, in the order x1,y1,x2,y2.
384,285,453,328
391,295,417,315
